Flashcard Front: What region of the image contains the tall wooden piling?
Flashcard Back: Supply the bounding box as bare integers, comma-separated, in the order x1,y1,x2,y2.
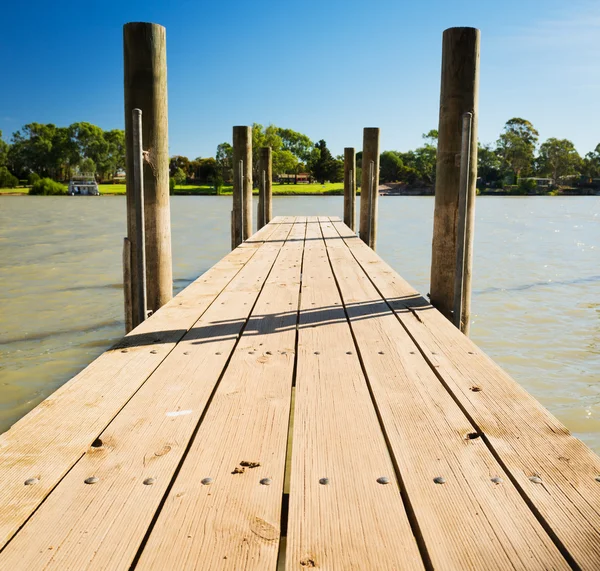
359,128,380,249
430,27,479,326
258,147,272,230
123,22,173,328
344,147,356,231
232,126,252,247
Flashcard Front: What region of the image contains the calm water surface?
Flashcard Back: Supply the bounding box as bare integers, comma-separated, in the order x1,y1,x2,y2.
1,196,599,451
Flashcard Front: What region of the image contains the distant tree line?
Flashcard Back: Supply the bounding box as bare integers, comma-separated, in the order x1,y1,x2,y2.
0,123,125,188
380,119,600,191
477,118,600,189
2,118,599,192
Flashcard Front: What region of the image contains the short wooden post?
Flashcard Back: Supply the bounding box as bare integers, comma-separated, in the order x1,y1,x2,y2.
430,27,479,325
344,147,356,231
258,147,272,229
123,22,173,328
122,237,133,333
232,126,252,247
359,128,380,249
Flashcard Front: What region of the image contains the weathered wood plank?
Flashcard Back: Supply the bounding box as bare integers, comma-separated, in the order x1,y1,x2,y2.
135,219,307,570
0,221,293,569
0,220,281,550
330,217,600,569
321,219,569,570
285,217,424,570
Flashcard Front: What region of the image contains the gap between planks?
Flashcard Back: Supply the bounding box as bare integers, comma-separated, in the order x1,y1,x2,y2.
0,219,287,557
328,216,600,570
134,218,307,570
285,216,424,570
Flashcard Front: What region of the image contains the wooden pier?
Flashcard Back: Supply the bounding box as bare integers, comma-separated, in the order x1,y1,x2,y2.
1,216,600,569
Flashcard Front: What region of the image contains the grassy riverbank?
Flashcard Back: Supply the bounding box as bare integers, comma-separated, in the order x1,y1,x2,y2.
0,183,346,196
97,183,345,196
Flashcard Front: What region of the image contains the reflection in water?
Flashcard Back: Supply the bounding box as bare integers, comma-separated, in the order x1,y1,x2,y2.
1,195,599,452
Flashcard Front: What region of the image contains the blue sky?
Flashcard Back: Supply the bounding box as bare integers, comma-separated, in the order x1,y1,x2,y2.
1,0,598,159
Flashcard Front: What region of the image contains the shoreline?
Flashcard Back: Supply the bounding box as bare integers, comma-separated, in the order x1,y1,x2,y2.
2,190,599,197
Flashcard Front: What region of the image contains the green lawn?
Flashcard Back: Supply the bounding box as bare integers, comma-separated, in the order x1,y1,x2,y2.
1,182,347,196
0,187,29,194
98,182,345,196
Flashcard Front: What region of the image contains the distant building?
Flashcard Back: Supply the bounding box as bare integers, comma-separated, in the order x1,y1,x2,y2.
277,173,311,183
518,177,553,189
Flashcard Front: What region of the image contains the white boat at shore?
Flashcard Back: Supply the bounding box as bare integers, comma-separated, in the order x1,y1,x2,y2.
68,174,100,196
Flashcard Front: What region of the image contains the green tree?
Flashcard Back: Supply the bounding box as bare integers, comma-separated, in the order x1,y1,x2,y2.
277,128,313,163
0,166,19,188
379,151,404,182
477,143,504,187
0,130,8,167
422,129,438,146
100,129,125,180
191,157,218,183
169,155,191,177
252,124,285,184
537,138,581,185
216,142,233,182
582,144,600,178
10,123,54,177
173,167,187,186
496,118,539,181
273,149,298,176
308,140,342,183
29,177,67,195
9,123,79,179
80,157,96,175
413,145,436,185
71,122,108,174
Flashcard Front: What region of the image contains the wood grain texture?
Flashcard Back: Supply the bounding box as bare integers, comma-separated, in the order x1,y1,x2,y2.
358,128,380,249
123,22,173,320
330,217,600,570
430,27,479,321
135,219,306,570
5,211,600,570
0,222,293,570
285,217,423,570
233,126,253,245
0,221,281,550
321,219,568,570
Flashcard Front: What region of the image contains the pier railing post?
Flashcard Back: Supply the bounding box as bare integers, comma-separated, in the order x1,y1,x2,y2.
453,112,473,334
430,27,479,326
122,238,133,333
344,147,356,231
232,126,252,247
132,109,148,326
359,128,380,249
258,147,272,229
123,22,173,328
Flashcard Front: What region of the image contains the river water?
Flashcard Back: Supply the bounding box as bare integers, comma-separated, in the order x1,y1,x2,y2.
1,196,599,451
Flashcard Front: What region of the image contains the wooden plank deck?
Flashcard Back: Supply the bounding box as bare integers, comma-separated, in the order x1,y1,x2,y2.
1,216,599,570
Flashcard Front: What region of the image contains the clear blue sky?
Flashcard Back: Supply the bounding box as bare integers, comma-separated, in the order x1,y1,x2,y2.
1,0,598,159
